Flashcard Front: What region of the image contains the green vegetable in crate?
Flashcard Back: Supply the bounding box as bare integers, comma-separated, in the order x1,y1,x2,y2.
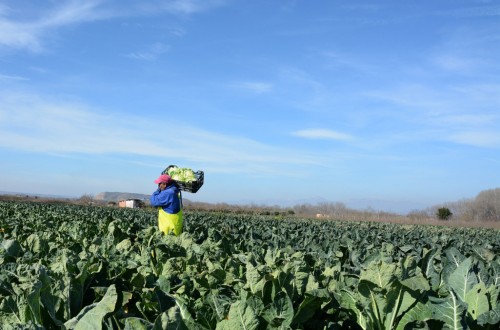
167,167,197,183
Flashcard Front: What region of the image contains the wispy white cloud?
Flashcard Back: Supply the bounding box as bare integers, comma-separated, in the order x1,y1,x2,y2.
0,0,107,52
125,42,170,61
139,0,229,15
450,84,500,106
429,23,500,75
277,67,336,112
39,0,107,27
448,4,500,17
321,51,377,73
432,54,482,73
366,83,500,148
0,0,227,52
292,128,353,141
367,83,500,114
168,27,187,37
440,114,499,126
231,81,273,94
0,74,28,81
0,91,321,174
0,15,42,51
365,84,451,110
0,4,9,15
448,131,500,148
340,4,382,12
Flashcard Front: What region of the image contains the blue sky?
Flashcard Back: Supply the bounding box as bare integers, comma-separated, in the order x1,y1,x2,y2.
0,0,499,213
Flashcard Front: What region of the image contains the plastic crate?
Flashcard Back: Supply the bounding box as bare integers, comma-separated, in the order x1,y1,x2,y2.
162,165,204,193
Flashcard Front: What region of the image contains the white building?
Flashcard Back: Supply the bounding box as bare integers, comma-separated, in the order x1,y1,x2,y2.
118,199,141,208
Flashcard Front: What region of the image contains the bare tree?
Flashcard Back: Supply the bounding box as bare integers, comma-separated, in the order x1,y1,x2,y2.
434,188,500,222
474,188,500,221
78,194,94,205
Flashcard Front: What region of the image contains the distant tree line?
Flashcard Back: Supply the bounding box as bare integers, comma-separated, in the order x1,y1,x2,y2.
186,188,500,224
427,188,500,222
4,187,498,225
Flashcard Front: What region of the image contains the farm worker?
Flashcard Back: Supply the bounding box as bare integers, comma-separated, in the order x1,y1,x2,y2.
150,174,183,235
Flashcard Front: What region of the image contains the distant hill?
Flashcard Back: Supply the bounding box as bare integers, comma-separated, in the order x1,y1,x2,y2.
94,192,150,202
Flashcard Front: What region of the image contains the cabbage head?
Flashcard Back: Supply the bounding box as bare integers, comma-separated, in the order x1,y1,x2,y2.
167,167,197,182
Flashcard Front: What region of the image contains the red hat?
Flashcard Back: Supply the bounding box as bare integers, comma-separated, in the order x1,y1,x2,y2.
154,174,172,184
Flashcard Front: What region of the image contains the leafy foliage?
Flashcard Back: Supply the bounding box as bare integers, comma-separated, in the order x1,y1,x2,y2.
437,207,453,220
0,201,499,329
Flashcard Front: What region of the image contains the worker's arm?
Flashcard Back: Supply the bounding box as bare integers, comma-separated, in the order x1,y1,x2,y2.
150,189,173,207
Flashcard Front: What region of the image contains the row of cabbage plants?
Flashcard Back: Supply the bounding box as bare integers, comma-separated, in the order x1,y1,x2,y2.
0,201,499,329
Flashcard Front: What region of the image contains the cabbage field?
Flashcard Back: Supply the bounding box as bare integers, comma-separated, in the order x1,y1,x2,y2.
0,201,499,329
